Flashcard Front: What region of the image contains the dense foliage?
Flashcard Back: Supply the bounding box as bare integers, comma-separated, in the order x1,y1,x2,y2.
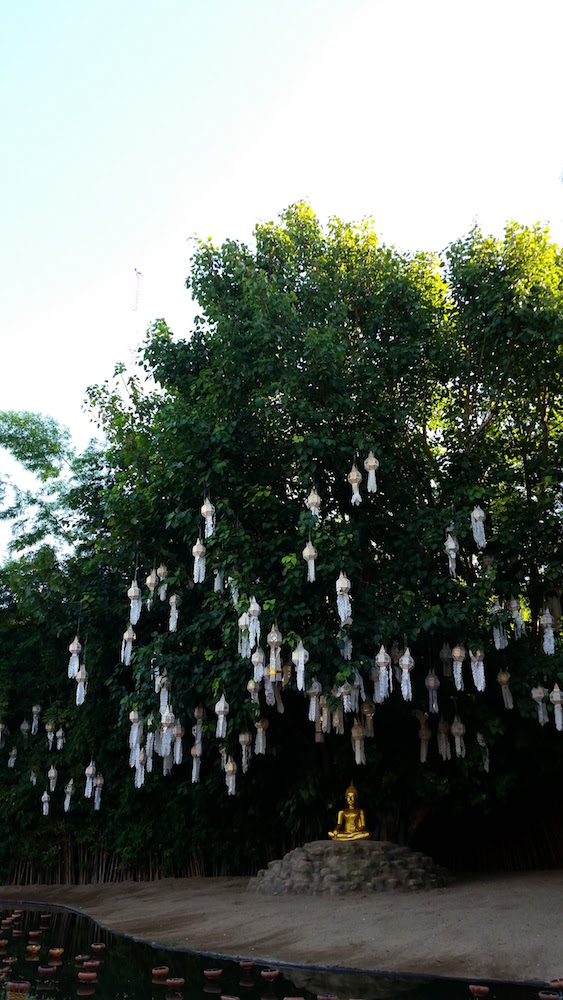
1,204,563,879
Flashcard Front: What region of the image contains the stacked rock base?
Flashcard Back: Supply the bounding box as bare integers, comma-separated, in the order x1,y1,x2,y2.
248,839,451,895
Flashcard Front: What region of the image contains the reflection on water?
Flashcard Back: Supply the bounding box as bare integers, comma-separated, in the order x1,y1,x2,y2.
0,903,539,1000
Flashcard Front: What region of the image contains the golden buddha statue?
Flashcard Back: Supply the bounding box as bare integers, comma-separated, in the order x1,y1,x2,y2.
328,781,371,840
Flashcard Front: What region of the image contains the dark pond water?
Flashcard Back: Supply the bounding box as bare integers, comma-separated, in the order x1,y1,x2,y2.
0,903,543,1000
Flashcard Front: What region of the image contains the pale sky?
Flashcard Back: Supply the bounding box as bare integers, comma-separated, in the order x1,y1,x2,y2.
1,0,563,455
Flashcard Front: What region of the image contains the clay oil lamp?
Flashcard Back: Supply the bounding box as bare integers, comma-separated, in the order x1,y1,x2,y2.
28,931,41,940
468,989,489,998
204,970,223,980
4,956,18,966
48,949,63,965
76,988,96,997
152,966,169,984
549,982,563,992
219,995,239,1000
75,955,90,966
239,962,253,970
0,939,8,950
82,961,100,972
78,971,98,983
203,987,222,996
538,993,560,1000
90,943,105,953
37,966,56,978
6,980,31,1000
11,931,22,939
260,969,279,982
165,977,185,990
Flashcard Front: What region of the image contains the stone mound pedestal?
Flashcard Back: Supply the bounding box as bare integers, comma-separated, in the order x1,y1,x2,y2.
247,839,451,896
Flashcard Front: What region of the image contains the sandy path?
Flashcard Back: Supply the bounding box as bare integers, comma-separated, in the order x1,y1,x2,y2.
1,871,561,984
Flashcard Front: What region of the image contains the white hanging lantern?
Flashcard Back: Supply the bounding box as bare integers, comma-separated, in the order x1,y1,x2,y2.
361,697,375,737
351,719,366,765
56,727,65,751
425,669,440,713
336,571,352,625
192,537,206,584
247,677,260,703
173,723,184,765
490,601,508,650
84,760,96,797
444,527,459,578
451,715,466,758
470,506,487,549
214,569,224,592
550,683,563,731
145,718,155,773
363,451,379,493
302,539,318,583
158,674,171,717
201,496,216,538
508,596,525,638
476,732,490,772
307,679,322,722
254,718,268,755
251,646,266,682
7,747,17,768
30,770,37,785
146,568,158,609
129,711,143,766
374,645,391,703
191,743,202,783
352,669,365,712
68,636,81,679
292,641,309,691
339,680,352,713
135,747,147,788
127,579,142,626
215,694,229,739
248,596,261,650
94,773,104,810
437,718,451,761
228,577,240,606
416,711,432,763
239,731,252,773
160,706,175,757
41,790,50,816
64,778,74,812
531,685,549,725
320,694,332,734
339,628,353,661
0,723,8,749
305,486,321,517
332,700,344,735
439,642,453,678
399,648,414,701
266,623,283,681
168,594,179,632
451,643,465,692
238,612,251,659
347,463,362,506
157,563,168,601
31,704,41,737
45,722,54,749
75,665,88,705
469,649,486,692
541,609,555,655
497,669,513,709
121,625,135,666
225,756,237,795
47,763,58,792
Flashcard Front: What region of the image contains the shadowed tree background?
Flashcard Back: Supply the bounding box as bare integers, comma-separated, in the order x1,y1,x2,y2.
0,204,562,881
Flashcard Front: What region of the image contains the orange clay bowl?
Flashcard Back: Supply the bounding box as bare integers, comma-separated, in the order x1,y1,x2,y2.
48,949,63,959
468,989,489,998
76,988,96,997
204,970,223,979
82,962,99,971
239,962,253,970
153,967,170,978
74,956,90,965
260,970,279,981
90,943,105,952
28,931,41,940
165,978,185,989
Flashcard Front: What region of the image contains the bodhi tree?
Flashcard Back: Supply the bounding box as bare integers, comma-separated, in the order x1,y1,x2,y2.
1,204,563,877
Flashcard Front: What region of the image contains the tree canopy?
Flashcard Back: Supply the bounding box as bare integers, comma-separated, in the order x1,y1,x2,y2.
1,204,563,879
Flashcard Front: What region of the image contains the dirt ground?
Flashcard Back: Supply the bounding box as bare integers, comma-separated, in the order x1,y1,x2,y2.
1,870,562,985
